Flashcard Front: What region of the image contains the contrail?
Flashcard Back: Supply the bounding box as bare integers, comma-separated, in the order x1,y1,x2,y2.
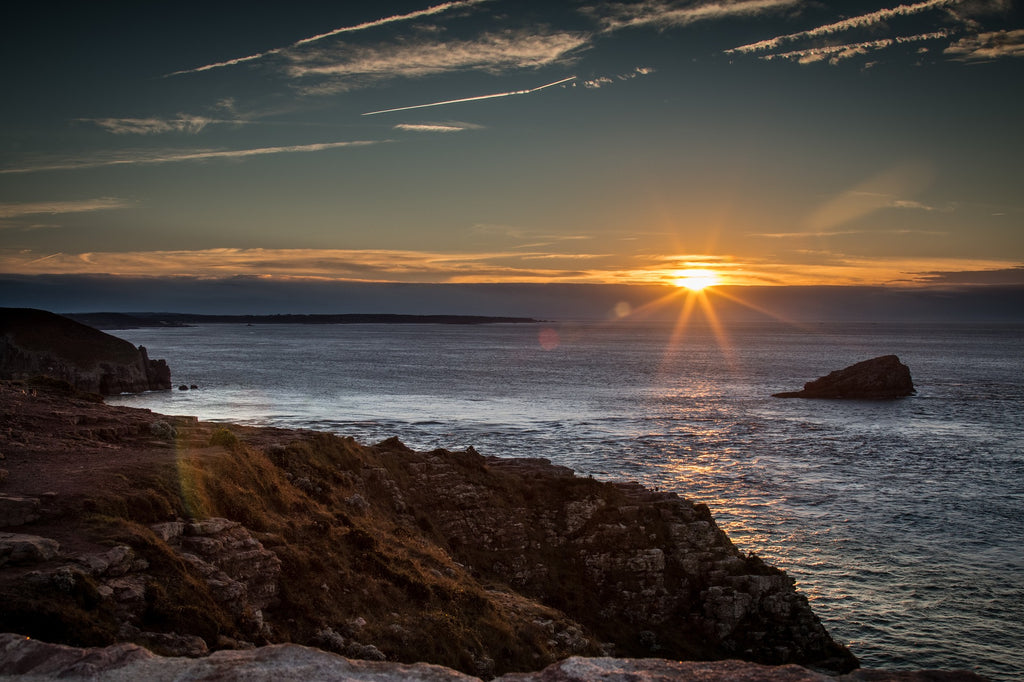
166,0,490,77
293,0,488,46
362,76,576,116
726,0,956,54
0,140,387,175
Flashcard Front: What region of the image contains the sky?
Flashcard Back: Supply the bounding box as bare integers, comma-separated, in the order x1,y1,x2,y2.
1,0,1023,314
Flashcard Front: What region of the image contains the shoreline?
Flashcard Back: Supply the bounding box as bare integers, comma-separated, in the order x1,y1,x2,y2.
0,378,864,677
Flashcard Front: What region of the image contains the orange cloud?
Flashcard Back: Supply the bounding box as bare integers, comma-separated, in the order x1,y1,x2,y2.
1,247,1018,288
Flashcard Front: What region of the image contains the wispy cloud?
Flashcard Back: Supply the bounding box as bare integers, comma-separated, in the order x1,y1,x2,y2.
592,0,800,32
0,198,132,219
749,227,947,239
748,230,869,239
726,0,1018,65
914,266,1024,284
79,114,229,135
945,29,1024,60
1,140,388,175
762,31,952,64
889,199,940,211
0,247,615,283
798,165,935,231
2,247,1019,287
583,66,654,88
166,0,491,77
363,76,575,116
394,121,483,132
290,33,588,94
727,0,957,54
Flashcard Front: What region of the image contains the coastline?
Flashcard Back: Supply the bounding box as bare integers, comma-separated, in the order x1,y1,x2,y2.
0,378,868,678
62,312,543,330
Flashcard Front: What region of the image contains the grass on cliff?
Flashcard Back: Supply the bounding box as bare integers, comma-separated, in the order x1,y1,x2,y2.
59,425,589,676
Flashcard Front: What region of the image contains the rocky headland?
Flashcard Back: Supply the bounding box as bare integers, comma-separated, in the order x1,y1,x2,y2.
0,377,871,679
773,355,915,400
0,312,985,680
0,308,171,395
0,383,988,681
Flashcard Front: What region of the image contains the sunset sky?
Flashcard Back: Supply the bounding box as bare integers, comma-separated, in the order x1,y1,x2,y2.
2,0,1022,304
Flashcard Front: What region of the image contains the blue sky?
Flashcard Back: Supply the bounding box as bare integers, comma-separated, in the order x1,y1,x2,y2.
1,0,1022,297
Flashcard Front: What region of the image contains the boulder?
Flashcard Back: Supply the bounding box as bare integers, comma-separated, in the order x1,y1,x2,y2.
0,532,60,567
0,308,171,395
773,355,915,399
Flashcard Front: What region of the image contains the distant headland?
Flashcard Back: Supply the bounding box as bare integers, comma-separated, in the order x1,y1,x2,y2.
0,308,171,395
63,312,542,330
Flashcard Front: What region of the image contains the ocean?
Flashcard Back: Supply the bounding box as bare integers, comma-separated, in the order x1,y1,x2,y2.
108,321,1024,681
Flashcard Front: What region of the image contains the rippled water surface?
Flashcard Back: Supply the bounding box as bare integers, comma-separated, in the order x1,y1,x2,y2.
110,322,1024,680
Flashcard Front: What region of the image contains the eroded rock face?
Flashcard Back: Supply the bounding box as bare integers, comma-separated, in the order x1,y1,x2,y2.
388,453,857,672
4,518,280,656
0,308,171,395
773,355,914,400
153,517,282,631
0,384,856,676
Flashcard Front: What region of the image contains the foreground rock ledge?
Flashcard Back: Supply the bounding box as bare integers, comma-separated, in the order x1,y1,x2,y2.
0,636,988,681
773,355,915,400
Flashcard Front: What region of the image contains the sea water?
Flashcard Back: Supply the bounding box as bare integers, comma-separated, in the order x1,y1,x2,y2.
109,321,1024,680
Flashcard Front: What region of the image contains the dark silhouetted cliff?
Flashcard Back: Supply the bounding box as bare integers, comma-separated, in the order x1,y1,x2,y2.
0,308,170,395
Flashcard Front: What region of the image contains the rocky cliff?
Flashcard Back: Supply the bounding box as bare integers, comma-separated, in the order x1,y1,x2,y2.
0,380,863,678
0,308,171,395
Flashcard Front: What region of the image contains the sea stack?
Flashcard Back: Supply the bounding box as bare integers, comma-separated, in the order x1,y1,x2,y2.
773,355,915,399
0,307,171,395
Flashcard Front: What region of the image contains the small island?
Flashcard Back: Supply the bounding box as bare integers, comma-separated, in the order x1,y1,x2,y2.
773,355,915,400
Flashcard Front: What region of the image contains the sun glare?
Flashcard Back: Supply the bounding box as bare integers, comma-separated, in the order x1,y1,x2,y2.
672,269,719,291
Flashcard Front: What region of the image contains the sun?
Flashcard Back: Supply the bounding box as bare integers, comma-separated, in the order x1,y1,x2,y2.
672,269,719,291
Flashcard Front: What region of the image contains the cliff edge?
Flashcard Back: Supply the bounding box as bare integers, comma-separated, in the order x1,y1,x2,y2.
0,308,171,395
0,381,858,677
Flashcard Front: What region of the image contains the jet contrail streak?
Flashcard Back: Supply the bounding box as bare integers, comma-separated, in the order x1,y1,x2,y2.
166,0,489,77
362,76,576,116
294,0,488,46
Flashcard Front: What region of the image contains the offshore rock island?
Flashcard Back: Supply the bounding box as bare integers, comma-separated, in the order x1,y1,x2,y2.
773,355,915,400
